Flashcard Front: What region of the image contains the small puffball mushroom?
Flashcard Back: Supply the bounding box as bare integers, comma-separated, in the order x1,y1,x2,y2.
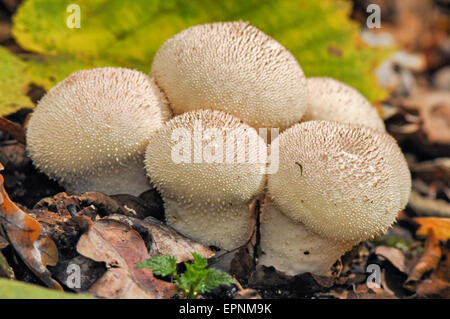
27,67,171,196
303,77,386,131
144,110,266,250
259,121,411,275
151,21,307,130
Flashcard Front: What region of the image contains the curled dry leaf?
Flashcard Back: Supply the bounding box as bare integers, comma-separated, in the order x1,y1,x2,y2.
405,229,442,289
107,214,214,263
73,216,177,299
0,163,61,290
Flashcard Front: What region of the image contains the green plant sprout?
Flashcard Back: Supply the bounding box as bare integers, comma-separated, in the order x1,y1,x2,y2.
136,252,235,299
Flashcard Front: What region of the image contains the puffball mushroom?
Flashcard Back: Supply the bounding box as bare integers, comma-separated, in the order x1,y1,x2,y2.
151,21,307,130
144,109,266,250
26,67,171,196
303,77,386,131
259,120,411,275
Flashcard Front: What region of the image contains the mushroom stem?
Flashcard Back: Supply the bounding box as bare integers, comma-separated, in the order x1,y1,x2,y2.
259,198,353,276
163,198,256,251
64,155,149,196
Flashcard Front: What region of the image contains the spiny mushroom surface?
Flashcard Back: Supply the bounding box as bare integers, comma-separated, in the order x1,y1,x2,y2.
259,120,411,275
151,21,307,130
26,67,171,196
144,109,266,250
303,77,386,131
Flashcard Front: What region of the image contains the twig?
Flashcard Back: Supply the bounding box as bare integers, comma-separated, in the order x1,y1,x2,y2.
0,117,26,145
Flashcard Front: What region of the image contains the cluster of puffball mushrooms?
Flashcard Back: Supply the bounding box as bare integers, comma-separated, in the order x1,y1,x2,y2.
26,21,411,276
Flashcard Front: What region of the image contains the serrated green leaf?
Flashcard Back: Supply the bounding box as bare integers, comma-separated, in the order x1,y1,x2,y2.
0,46,33,116
200,268,236,293
135,255,177,277
0,278,93,299
13,0,391,101
191,252,208,270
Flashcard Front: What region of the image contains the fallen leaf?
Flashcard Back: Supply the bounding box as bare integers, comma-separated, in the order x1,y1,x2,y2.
0,278,93,299
421,102,450,145
73,216,177,299
415,217,450,241
108,214,214,263
411,158,450,185
405,229,442,289
409,192,450,218
13,0,390,102
0,163,62,290
415,245,450,298
0,47,33,116
375,246,407,273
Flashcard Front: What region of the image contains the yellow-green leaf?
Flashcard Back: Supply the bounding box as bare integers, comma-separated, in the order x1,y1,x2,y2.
13,0,391,101
0,46,33,116
0,278,93,299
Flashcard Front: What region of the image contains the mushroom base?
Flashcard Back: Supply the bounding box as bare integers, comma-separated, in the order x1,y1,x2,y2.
259,201,354,276
163,198,255,251
63,157,150,196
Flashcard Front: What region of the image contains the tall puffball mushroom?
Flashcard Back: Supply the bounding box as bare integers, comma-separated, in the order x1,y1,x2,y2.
259,121,411,275
151,21,308,130
144,110,266,250
27,67,171,196
303,77,386,131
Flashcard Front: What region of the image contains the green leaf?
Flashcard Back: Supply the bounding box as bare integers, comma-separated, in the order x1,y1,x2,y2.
135,255,177,277
0,46,33,116
13,0,391,101
191,252,208,271
0,278,93,299
201,268,236,293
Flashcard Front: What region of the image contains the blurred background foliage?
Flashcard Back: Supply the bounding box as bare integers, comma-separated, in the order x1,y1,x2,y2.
0,0,393,116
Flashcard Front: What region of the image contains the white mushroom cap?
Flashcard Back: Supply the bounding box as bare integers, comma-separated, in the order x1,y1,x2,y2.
26,67,171,196
151,21,307,130
144,110,266,250
303,77,385,131
260,120,411,275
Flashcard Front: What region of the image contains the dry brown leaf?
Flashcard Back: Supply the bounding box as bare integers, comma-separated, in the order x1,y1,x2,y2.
0,163,61,290
375,246,407,273
73,216,177,299
415,244,450,298
405,229,442,289
421,102,450,144
108,214,214,263
415,217,450,241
